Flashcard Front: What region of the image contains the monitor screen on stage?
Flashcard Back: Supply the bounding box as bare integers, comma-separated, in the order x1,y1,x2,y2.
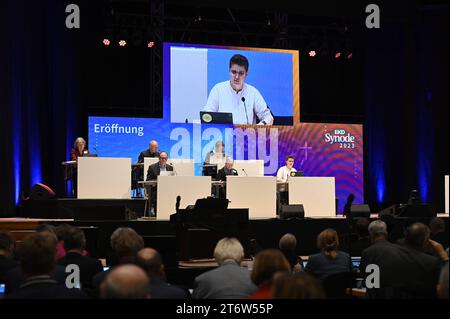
164,43,299,126
88,42,363,214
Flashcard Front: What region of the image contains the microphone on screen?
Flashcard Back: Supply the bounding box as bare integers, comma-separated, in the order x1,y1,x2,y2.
242,168,248,176
241,97,249,124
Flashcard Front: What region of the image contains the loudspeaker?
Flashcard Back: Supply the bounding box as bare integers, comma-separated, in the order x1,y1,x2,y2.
280,204,305,219
349,204,371,218
30,183,56,200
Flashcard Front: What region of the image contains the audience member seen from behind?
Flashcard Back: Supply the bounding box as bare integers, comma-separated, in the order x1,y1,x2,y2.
271,272,326,299
0,231,18,283
396,223,447,298
5,224,71,294
278,233,303,272
57,226,103,292
248,249,291,299
7,232,86,299
429,217,448,249
305,228,352,281
136,248,189,299
348,218,371,257
100,264,150,299
54,224,88,260
192,238,256,299
437,262,449,299
92,227,144,293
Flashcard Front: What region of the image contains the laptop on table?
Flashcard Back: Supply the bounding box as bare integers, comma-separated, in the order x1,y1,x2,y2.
200,111,233,124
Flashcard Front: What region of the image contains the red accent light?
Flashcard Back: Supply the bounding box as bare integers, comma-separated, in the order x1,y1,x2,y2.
102,38,110,46
347,53,353,59
118,40,127,47
147,41,155,48
335,52,341,58
308,50,316,57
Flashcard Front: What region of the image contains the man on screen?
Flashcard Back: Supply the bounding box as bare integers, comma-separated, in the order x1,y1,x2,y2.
204,54,274,125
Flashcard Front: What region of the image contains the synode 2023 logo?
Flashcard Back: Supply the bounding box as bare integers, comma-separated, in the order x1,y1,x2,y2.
324,129,357,149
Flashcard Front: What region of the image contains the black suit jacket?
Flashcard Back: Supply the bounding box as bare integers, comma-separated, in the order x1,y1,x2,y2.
146,162,174,181
305,251,352,281
5,264,68,294
216,167,238,181
0,256,19,283
360,240,442,298
58,252,103,290
138,150,160,163
6,276,87,299
348,237,371,257
149,276,190,299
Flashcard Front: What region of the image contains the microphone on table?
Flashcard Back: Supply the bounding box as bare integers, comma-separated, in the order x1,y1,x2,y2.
93,147,100,157
241,97,249,124
242,168,248,176
169,163,178,176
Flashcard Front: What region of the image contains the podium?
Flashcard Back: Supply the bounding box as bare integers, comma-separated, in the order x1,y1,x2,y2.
226,176,276,218
169,159,195,176
77,157,131,199
233,160,264,176
288,177,336,217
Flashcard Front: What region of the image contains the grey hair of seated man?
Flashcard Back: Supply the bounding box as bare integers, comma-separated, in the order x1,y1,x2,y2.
213,237,244,265
368,220,388,240
279,233,297,251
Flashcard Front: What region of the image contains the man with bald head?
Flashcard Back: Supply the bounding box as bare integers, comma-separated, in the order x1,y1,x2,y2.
100,264,150,299
138,140,159,163
135,248,189,299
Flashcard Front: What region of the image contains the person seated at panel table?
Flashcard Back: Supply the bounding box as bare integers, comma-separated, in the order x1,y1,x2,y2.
215,157,238,198
276,155,297,183
216,157,238,181
204,54,273,125
134,140,160,192
145,152,173,214
276,155,297,206
70,137,90,161
137,140,160,163
204,140,226,165
146,151,174,180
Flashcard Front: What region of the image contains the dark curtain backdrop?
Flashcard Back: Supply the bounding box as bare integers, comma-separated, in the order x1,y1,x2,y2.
0,1,448,216
364,5,449,212
0,0,87,215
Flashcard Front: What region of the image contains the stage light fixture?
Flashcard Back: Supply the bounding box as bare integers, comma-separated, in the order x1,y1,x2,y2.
118,39,127,47
147,41,155,48
102,38,111,46
335,52,341,58
308,50,316,57
347,53,353,59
